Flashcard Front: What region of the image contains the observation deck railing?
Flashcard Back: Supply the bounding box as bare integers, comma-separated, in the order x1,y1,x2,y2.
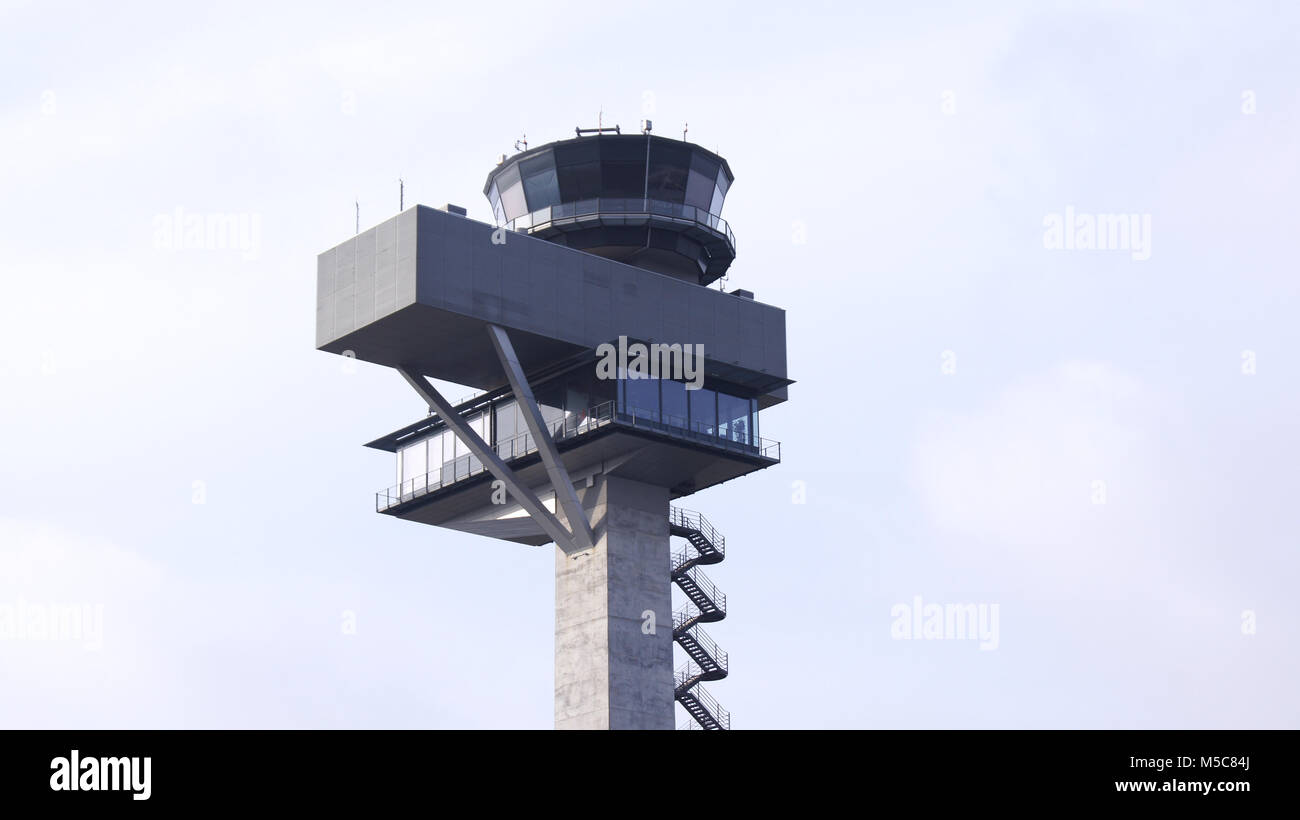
377,400,778,512
504,197,735,253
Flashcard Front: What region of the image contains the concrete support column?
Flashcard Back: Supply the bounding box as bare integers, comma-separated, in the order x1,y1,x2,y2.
554,475,674,730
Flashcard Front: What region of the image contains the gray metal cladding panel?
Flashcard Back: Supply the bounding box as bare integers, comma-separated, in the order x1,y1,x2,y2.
316,248,334,346
395,210,417,308
414,206,443,308
374,217,396,319
763,309,787,375
333,290,356,338
612,264,660,343
659,279,691,346
316,248,334,310
687,292,716,354
442,216,473,315
581,254,614,343
332,238,356,338
738,311,763,367
470,226,504,324
500,243,533,328
315,205,787,398
375,261,397,319
712,294,740,364
354,228,376,329
526,247,559,340
395,209,416,261
555,260,584,335
335,237,355,289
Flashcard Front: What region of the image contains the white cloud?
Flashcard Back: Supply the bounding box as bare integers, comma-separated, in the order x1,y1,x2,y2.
0,518,182,727
905,363,1300,727
913,361,1159,566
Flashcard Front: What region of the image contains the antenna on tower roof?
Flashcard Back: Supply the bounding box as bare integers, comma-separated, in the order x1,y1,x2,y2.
355,199,359,234
514,134,528,152
683,122,688,141
575,105,621,137
399,178,404,211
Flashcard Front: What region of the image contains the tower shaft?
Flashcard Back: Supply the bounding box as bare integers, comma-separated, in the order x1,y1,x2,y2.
555,475,674,730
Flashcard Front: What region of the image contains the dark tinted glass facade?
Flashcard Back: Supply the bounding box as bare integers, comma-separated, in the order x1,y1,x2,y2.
486,135,734,222
615,376,758,446
519,153,561,210
393,369,762,501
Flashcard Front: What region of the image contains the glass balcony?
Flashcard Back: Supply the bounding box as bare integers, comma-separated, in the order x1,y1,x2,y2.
375,398,778,512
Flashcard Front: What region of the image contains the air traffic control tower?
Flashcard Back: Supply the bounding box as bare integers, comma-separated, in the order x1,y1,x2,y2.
316,125,790,730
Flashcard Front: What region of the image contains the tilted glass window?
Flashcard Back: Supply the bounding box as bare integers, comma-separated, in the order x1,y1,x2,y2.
556,160,602,201
488,181,505,225
709,183,726,217
603,161,646,199
685,154,720,211
495,163,527,221
647,142,690,203
519,153,561,211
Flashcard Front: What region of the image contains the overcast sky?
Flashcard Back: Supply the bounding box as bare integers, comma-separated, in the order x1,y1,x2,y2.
2,0,1297,728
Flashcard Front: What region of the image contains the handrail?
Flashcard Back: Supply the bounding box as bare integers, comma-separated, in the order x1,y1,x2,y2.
670,509,732,730
376,402,779,511
675,662,731,730
686,683,730,730
675,660,707,691
375,401,619,511
673,567,726,614
620,406,779,460
674,619,728,673
669,506,726,552
504,197,736,251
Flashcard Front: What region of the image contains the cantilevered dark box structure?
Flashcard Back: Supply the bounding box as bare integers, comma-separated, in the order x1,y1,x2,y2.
316,130,790,730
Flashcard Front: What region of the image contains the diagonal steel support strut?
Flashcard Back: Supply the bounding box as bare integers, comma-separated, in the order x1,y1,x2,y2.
396,365,583,553
487,324,596,552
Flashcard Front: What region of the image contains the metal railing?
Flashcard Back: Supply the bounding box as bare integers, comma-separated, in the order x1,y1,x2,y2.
505,197,736,252
674,661,707,692
620,406,780,461
675,602,703,632
674,619,728,673
377,402,779,511
669,507,726,553
675,662,731,730
671,511,731,731
673,567,726,615
673,594,723,633
693,567,726,611
686,682,730,730
376,402,618,511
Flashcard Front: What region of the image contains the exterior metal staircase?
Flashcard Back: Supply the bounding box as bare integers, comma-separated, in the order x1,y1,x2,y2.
675,662,731,731
669,507,730,730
